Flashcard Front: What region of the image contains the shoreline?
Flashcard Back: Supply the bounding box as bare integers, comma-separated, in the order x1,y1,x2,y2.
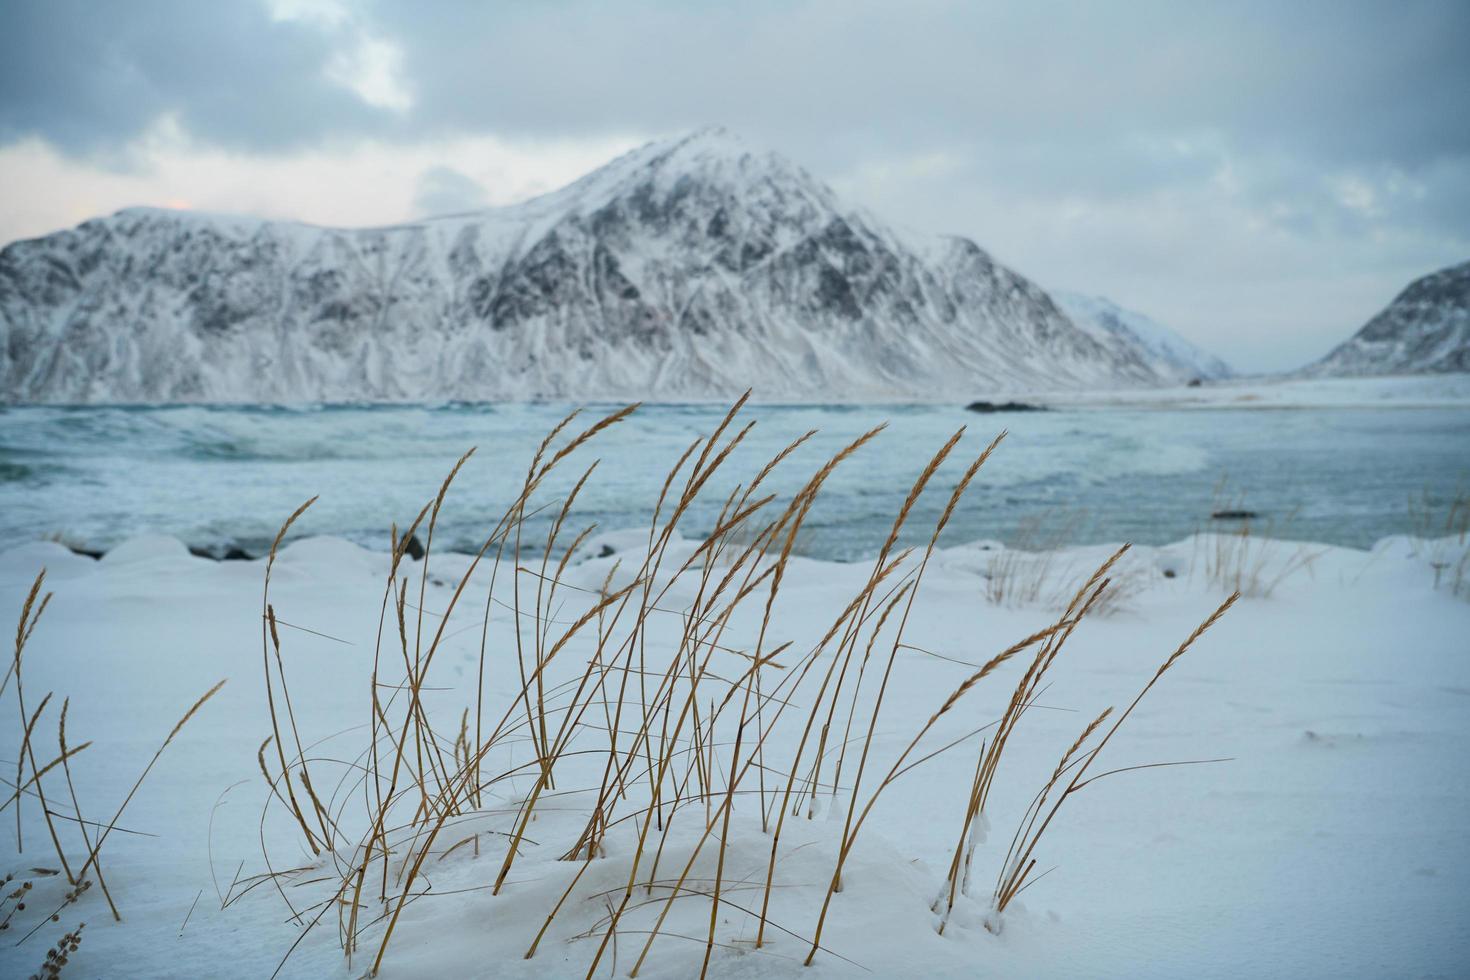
30,522,1460,570
4,372,1469,412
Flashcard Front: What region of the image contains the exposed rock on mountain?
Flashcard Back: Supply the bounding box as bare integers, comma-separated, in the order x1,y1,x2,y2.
2,128,1189,403
1306,260,1470,376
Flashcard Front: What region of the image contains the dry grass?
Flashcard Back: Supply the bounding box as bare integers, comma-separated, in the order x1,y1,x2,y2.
29,920,84,979
979,511,1153,617
990,592,1237,919
930,543,1134,932
1191,482,1322,598
3,570,224,956
1408,489,1470,600
239,400,1235,978
982,509,1087,608
1195,523,1322,599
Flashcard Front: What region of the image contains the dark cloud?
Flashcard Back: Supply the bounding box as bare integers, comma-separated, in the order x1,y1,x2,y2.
7,1,1467,169
359,0,1470,172
5,0,1466,233
0,0,386,156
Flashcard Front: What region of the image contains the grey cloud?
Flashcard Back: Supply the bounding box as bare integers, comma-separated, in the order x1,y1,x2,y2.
412,165,488,215
6,1,1467,173
0,0,388,157
359,0,1470,171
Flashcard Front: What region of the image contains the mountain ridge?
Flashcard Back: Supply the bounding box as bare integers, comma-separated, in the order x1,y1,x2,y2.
1053,292,1232,384
2,128,1198,404
1306,260,1470,376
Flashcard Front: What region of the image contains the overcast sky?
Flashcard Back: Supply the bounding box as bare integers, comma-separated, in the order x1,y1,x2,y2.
2,0,1467,371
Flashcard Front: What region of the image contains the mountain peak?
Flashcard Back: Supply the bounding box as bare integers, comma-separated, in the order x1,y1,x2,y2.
1308,259,1470,376
668,124,747,153
1,131,1201,403
547,127,826,206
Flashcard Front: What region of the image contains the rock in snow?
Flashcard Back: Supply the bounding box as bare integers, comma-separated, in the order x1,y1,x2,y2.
1305,260,1470,376
4,128,1218,403
1052,291,1232,383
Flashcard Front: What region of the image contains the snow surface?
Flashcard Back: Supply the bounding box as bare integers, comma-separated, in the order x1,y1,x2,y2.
2,129,1191,404
2,527,1467,978
1052,292,1232,383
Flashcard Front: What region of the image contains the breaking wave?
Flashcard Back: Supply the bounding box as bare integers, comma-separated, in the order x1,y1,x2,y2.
1,402,1465,559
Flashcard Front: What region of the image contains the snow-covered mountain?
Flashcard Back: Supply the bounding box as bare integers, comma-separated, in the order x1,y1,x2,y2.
4,128,1186,404
1306,260,1470,376
1052,292,1231,383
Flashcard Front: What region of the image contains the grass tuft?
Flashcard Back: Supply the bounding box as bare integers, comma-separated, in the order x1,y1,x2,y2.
228,402,1235,978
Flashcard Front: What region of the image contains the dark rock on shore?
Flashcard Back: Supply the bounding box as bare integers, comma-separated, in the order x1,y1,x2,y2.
188,544,257,560
964,400,1048,413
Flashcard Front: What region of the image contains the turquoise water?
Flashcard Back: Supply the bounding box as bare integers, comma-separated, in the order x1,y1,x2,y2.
1,402,1466,559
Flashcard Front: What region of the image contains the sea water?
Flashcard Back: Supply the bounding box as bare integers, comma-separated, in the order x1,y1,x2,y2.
1,402,1466,560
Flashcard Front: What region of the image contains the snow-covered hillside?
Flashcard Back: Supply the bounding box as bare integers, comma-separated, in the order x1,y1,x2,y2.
1306,260,1470,376
1053,292,1231,383
3,129,1191,404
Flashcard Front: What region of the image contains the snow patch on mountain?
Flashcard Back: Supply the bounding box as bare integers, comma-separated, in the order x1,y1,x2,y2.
1053,292,1232,383
4,128,1183,404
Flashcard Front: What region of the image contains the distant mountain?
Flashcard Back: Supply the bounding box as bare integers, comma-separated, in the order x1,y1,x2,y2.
1052,293,1231,383
1307,260,1470,376
3,128,1186,404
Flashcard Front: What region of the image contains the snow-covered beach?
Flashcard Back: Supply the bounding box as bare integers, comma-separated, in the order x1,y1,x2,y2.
2,510,1466,977
4,3,1469,977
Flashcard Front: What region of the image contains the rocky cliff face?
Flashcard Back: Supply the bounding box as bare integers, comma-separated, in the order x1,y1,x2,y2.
1,128,1172,403
1307,260,1470,376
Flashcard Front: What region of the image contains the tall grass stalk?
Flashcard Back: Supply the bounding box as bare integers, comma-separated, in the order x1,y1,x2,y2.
233,402,1232,978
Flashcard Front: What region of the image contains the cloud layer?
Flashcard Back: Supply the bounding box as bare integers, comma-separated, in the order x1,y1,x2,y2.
3,0,1467,370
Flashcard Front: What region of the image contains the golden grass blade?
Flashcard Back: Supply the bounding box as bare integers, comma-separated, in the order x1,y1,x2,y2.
77,679,226,882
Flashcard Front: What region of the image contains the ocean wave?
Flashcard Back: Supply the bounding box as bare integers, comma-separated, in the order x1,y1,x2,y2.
0,402,1464,557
